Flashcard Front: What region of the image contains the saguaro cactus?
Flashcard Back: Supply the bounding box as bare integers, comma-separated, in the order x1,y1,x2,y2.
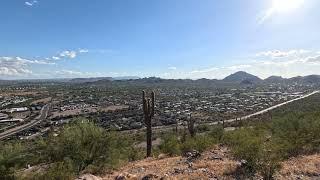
187,114,195,137
142,90,155,157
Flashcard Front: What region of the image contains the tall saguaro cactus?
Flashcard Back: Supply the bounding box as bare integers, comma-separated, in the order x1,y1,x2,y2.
142,90,155,157
187,114,195,137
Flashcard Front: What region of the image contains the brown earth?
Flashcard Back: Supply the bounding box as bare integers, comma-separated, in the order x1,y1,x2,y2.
99,146,320,180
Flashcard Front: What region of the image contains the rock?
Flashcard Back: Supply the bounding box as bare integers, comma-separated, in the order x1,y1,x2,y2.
160,174,169,180
240,159,247,167
115,174,126,180
142,174,159,180
198,168,208,173
77,174,102,180
157,153,167,159
211,155,223,160
184,150,201,162
173,167,184,174
115,173,137,180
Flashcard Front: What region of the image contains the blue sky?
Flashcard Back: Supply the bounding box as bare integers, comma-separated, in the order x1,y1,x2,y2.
1,0,320,79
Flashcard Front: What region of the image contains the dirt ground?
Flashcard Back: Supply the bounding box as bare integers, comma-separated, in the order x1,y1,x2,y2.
100,146,320,180
50,105,129,118
103,145,239,180
31,97,52,105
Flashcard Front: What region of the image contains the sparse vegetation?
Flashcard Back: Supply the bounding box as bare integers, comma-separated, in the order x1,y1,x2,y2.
0,119,139,179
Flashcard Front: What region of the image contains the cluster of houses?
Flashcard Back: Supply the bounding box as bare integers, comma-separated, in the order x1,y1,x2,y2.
57,103,98,112
0,96,28,108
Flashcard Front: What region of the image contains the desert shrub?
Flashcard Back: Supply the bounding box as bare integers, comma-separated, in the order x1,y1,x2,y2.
208,125,224,141
223,128,281,179
0,119,140,179
159,133,181,155
159,131,217,156
0,141,41,179
44,120,135,174
224,128,263,174
196,124,210,132
271,112,320,157
180,134,215,153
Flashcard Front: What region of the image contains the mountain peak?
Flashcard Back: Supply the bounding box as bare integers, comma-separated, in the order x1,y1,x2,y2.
223,71,262,82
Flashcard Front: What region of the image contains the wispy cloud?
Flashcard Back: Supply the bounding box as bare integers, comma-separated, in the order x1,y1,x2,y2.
257,8,275,25
52,56,60,60
255,49,310,58
54,49,90,60
59,50,77,59
25,0,38,7
79,49,89,53
257,0,305,24
53,69,105,78
168,66,177,70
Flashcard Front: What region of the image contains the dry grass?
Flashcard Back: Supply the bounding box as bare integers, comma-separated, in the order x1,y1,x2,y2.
103,145,238,180
275,154,320,180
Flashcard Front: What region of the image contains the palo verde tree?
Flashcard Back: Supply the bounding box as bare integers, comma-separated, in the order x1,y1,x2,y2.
142,90,155,157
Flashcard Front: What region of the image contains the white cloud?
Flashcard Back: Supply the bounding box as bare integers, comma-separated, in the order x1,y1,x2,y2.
255,49,309,58
304,55,320,64
79,49,89,53
0,56,54,76
168,66,177,70
161,49,320,79
56,49,90,59
59,50,77,59
52,56,60,60
25,0,38,6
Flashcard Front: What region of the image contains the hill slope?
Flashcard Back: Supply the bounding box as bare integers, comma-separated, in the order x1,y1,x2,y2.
223,71,262,82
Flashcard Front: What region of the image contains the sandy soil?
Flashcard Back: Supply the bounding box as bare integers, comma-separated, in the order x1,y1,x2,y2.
31,97,52,104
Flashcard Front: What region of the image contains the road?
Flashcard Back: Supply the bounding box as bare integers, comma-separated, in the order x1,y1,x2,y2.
0,104,50,140
210,90,320,125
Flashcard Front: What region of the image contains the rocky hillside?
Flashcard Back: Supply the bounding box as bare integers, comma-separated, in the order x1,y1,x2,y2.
77,145,320,180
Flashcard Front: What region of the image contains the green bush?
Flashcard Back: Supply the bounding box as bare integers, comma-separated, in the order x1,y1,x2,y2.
271,112,320,157
223,128,281,178
0,119,140,179
180,135,214,153
159,133,181,156
44,120,135,174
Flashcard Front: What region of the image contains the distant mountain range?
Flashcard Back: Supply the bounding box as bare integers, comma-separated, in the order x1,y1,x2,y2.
1,72,320,86
0,76,140,84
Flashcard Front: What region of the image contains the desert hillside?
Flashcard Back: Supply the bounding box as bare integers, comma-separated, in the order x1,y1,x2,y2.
76,145,320,180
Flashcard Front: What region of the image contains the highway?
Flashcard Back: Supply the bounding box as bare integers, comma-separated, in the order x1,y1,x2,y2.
0,104,50,140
